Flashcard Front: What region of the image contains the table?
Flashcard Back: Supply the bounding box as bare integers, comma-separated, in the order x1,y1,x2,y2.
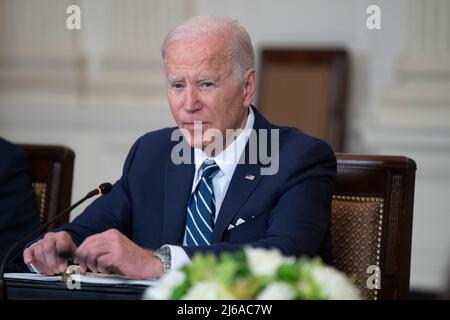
6,278,147,300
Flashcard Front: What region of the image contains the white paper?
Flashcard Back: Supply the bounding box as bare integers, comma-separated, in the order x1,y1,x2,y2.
73,273,158,286
5,272,158,286
5,273,60,282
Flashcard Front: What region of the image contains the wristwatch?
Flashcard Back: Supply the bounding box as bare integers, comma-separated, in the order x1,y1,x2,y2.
153,245,171,274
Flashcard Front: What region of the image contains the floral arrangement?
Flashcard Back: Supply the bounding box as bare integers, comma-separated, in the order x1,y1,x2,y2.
144,247,360,300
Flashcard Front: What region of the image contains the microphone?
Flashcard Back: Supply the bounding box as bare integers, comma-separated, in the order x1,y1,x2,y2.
0,182,113,300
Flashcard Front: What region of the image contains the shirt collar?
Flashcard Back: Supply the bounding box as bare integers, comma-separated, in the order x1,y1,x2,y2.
194,107,255,179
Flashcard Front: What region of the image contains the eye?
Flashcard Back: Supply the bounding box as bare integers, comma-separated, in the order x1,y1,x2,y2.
171,83,185,90
200,81,215,89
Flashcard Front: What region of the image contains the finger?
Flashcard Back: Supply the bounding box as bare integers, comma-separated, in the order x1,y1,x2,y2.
42,239,59,274
31,243,45,273
33,244,52,275
31,258,47,275
96,253,113,274
74,249,88,274
90,242,112,273
56,256,69,274
75,236,109,273
23,248,33,265
86,252,98,273
55,239,76,273
77,245,103,273
73,238,90,273
25,248,44,274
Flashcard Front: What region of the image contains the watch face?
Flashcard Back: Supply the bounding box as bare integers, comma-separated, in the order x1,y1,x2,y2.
156,246,171,273
161,246,170,254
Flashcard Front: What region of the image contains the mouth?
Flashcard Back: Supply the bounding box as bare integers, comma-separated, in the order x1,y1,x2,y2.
182,122,211,129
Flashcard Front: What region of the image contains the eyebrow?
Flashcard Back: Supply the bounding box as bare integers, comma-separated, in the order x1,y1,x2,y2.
166,75,221,83
167,76,183,83
198,75,221,82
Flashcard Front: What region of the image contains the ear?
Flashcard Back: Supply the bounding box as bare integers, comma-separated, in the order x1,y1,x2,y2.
242,68,256,107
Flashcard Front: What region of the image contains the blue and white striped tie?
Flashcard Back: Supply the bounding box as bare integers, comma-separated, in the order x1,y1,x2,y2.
184,160,220,246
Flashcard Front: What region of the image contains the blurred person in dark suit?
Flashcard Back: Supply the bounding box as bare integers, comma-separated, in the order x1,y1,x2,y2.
0,138,40,270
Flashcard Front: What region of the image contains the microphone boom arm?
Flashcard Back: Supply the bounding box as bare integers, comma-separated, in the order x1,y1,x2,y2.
0,182,112,300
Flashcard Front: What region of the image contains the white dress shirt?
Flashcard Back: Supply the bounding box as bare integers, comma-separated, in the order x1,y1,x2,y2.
166,107,255,271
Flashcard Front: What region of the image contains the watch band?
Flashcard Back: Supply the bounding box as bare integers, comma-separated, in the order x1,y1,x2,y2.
154,245,171,273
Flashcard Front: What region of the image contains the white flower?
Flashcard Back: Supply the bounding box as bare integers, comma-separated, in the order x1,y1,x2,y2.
143,270,186,300
310,265,361,300
245,247,295,277
257,282,296,300
183,281,235,300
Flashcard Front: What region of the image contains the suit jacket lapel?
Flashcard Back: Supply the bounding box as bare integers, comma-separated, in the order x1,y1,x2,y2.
212,106,273,242
212,160,262,242
163,141,195,244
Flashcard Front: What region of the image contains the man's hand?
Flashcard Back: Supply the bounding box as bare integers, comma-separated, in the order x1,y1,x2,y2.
73,229,163,279
23,231,77,275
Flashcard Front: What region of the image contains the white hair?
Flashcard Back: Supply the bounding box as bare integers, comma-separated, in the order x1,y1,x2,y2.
161,16,255,79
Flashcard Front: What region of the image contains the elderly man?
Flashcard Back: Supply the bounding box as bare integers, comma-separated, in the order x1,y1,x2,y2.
24,16,336,279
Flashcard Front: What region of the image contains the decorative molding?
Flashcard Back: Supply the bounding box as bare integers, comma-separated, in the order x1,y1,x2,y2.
0,0,193,104
361,0,450,167
367,0,450,129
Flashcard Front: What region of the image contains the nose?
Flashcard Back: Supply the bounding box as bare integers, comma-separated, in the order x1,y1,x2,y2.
184,86,201,112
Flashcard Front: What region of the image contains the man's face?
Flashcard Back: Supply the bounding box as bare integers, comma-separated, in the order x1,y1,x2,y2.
165,35,254,149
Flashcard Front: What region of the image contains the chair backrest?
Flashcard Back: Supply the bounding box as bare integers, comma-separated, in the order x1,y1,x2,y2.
19,144,75,228
331,153,417,300
257,49,349,151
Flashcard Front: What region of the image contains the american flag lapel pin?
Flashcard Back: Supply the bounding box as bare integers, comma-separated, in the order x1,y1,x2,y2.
245,174,255,181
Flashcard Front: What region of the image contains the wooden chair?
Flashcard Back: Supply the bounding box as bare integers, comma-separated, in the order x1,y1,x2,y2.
331,153,417,299
19,144,75,228
257,49,349,151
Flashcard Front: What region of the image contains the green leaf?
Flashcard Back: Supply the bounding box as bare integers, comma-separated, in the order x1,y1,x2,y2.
215,259,239,284
277,263,300,282
171,281,190,300
186,253,218,283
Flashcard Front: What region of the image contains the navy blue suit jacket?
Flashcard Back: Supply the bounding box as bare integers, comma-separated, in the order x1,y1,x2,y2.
0,138,40,269
62,108,336,263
